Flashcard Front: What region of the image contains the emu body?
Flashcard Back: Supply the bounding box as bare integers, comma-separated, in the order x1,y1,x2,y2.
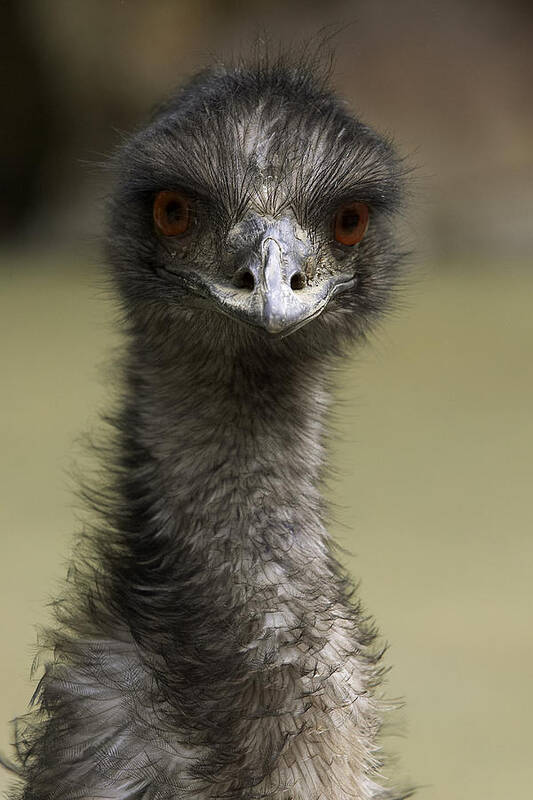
12,57,406,800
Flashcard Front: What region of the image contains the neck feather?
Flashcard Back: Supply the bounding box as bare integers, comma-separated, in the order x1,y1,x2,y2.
138,336,329,538
71,320,385,800
104,322,341,647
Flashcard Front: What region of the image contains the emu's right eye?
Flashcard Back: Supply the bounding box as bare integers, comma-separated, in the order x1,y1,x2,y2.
334,202,369,246
153,190,190,236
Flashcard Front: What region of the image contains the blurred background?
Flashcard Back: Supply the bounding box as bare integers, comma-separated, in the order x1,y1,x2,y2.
1,0,532,797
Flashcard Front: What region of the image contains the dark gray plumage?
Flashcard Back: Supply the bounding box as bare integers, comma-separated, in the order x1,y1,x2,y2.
8,53,409,800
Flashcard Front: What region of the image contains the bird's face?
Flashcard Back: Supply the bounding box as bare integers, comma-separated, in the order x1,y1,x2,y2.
108,65,404,350
152,193,371,337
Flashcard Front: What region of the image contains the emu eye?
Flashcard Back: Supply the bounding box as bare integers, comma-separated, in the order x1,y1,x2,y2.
334,202,369,246
153,190,190,236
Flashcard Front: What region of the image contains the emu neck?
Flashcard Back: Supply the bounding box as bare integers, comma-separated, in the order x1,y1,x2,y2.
112,322,338,651
101,324,380,800
113,318,336,676
130,330,330,552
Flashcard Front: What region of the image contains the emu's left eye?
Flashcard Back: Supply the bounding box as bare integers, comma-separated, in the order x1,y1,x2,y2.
334,202,369,246
153,190,190,236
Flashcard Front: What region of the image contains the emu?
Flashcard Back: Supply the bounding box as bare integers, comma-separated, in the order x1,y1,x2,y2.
9,55,407,800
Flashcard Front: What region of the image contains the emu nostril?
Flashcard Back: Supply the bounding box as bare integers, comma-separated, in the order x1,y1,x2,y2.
290,272,306,291
235,270,255,291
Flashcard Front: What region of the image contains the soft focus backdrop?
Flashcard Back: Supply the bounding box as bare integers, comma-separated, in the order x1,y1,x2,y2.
1,1,532,798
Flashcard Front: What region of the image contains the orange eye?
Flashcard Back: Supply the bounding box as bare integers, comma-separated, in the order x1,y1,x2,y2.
334,202,369,246
153,190,190,236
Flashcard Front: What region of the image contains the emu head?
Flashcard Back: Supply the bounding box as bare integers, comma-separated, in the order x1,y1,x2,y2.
107,59,404,356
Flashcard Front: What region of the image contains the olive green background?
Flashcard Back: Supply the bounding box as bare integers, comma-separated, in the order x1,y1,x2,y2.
1,253,532,797
1,0,532,796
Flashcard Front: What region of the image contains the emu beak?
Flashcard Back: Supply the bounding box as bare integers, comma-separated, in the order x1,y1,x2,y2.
172,220,356,336
232,235,320,335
